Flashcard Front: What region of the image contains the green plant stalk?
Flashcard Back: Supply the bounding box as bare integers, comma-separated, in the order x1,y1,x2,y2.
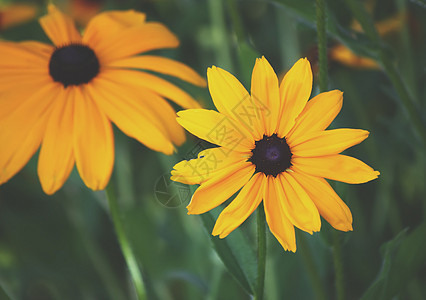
315,0,328,92
255,206,266,300
316,1,345,298
297,233,327,300
332,231,345,300
344,0,426,143
65,201,126,300
208,0,233,71
106,185,147,300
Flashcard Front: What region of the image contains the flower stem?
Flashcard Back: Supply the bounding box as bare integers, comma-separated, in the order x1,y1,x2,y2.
315,2,346,296
332,231,345,300
315,0,328,92
297,233,327,300
106,184,147,300
255,205,266,300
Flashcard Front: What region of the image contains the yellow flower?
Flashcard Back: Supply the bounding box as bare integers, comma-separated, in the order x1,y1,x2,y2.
329,44,378,69
171,57,379,252
0,5,206,195
330,13,405,69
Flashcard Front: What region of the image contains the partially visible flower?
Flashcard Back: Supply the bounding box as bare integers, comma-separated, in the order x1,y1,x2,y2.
331,13,405,69
329,44,378,69
0,3,37,31
171,57,379,252
0,5,205,194
351,12,406,36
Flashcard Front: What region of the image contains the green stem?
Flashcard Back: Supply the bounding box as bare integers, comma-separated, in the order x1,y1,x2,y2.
208,0,233,71
106,185,146,300
315,0,328,92
315,3,345,296
297,233,327,300
332,231,345,300
255,206,266,300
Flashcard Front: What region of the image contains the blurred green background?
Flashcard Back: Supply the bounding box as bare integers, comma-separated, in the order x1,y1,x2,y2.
0,0,425,299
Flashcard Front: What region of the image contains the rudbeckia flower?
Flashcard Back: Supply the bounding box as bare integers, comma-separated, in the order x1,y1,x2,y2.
171,57,379,252
0,5,206,194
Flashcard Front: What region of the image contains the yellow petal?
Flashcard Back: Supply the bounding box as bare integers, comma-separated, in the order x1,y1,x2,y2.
171,147,249,185
207,66,263,140
177,109,254,152
100,69,200,109
95,71,185,147
84,10,146,45
107,55,206,87
0,76,54,119
276,172,321,234
187,162,255,215
86,76,175,154
277,58,313,137
263,176,296,252
292,172,353,231
0,41,52,70
329,44,378,69
286,90,343,143
250,56,280,136
85,22,179,63
37,88,75,194
73,87,114,190
130,88,186,147
212,172,264,238
291,155,380,184
291,129,369,157
39,4,81,46
0,84,60,184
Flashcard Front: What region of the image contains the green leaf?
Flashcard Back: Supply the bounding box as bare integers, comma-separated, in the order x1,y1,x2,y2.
361,222,426,299
0,283,12,300
361,228,408,300
199,211,257,296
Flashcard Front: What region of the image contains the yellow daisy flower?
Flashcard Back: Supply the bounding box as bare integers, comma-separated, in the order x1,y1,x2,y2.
0,5,206,194
171,57,379,252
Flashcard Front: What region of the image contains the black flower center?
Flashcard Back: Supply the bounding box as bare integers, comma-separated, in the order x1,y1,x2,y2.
49,44,100,87
249,134,292,177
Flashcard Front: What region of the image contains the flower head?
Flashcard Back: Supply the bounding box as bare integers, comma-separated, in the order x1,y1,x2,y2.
171,57,379,252
0,5,206,194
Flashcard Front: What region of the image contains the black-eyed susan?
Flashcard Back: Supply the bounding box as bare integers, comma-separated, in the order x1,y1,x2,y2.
0,5,206,194
171,57,379,252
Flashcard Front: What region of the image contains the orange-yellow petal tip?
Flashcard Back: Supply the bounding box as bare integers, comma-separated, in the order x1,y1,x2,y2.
47,3,57,13
186,206,198,215
41,184,58,196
